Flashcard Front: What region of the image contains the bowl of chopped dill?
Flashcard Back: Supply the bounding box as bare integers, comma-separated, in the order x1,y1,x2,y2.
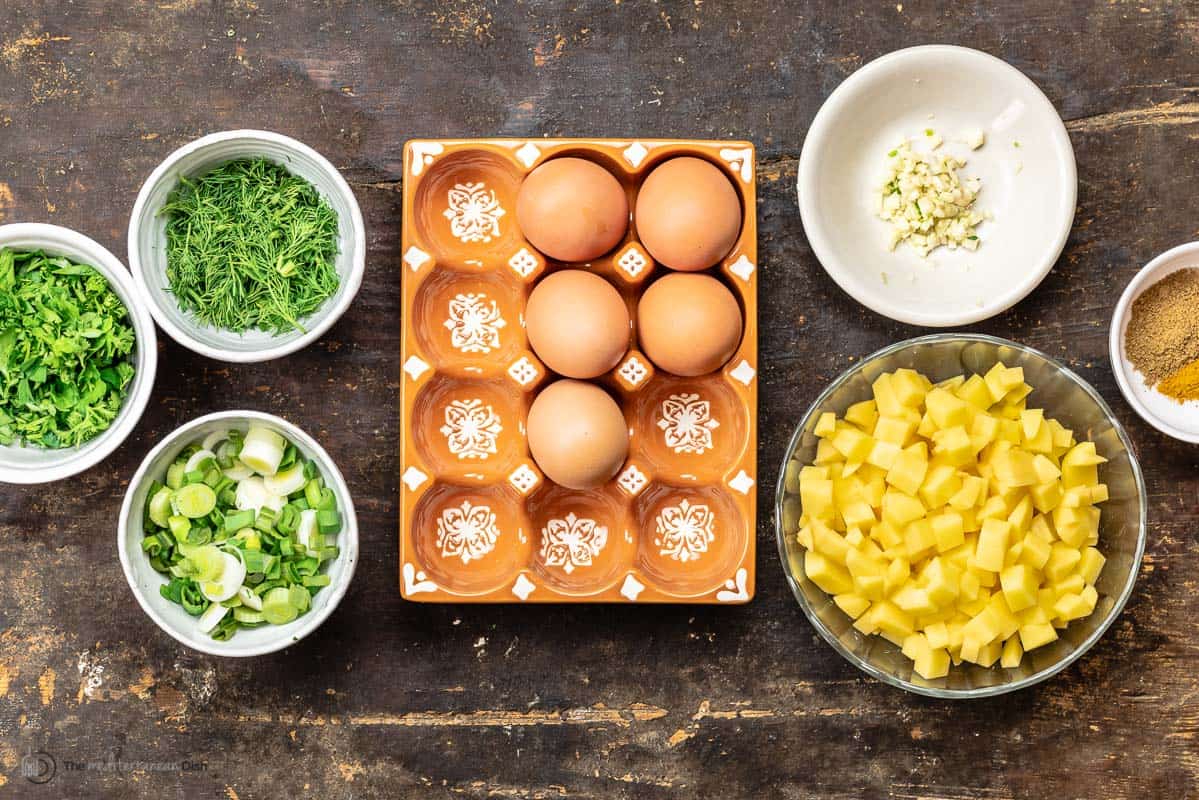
128,130,366,363
0,223,158,484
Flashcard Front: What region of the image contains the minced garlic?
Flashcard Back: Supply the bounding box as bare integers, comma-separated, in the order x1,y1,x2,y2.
877,134,988,257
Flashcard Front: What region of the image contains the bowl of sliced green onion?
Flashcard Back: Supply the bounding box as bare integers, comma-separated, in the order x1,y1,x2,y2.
118,410,358,656
127,130,365,363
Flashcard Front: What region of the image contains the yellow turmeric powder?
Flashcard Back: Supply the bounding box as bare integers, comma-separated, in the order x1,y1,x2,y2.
1158,357,1199,403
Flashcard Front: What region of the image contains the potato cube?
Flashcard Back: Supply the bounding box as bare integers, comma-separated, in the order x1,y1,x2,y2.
1090,484,1109,504
834,593,871,619
866,439,901,470
853,607,879,635
1044,544,1081,582
814,411,838,438
872,601,916,642
1029,514,1055,543
812,522,850,564
1000,635,1024,668
930,512,966,553
872,373,903,417
804,551,854,595
1053,593,1090,622
1030,479,1064,514
948,474,986,510
894,585,938,616
923,558,960,608
814,439,843,465
926,387,974,430
1025,418,1055,454
959,634,984,664
1007,494,1034,532
871,520,903,550
891,368,928,408
979,495,1010,523
1000,564,1040,612
800,474,835,523
1019,532,1052,570
956,374,993,409
975,518,1011,572
970,412,1001,449
1031,454,1062,484
845,547,885,580
1078,547,1106,585
992,448,1039,487
920,465,961,509
1051,573,1085,599
832,426,873,462
844,400,879,431
1063,441,1107,468
1020,409,1044,441
932,426,974,466
1019,622,1059,651
975,638,1003,668
1061,463,1099,490
842,500,877,532
854,574,885,601
887,444,929,495
882,491,926,527
796,525,814,550
903,519,937,562
873,415,917,446
884,558,910,596
915,645,951,680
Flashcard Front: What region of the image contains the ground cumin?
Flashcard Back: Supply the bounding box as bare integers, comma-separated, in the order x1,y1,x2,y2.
1124,267,1199,386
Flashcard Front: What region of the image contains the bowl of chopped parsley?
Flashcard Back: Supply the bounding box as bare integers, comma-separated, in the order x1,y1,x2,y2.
128,130,366,363
0,223,158,484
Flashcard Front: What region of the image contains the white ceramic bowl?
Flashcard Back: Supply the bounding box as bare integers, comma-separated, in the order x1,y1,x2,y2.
798,45,1077,326
128,130,366,363
118,411,359,656
0,223,157,484
1110,241,1199,443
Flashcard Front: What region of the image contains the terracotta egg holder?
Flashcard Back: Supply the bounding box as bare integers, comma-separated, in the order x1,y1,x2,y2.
399,138,758,603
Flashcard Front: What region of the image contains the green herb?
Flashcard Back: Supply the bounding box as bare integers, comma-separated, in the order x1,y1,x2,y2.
924,128,934,136
160,158,340,335
0,249,136,448
887,149,898,157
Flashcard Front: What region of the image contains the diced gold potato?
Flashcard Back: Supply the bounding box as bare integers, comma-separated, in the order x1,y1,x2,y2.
815,411,837,438
794,364,1107,676
845,400,879,431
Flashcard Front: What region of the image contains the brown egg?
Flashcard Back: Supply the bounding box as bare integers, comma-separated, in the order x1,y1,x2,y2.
525,270,629,379
517,158,629,262
637,273,743,376
527,380,629,489
635,157,742,271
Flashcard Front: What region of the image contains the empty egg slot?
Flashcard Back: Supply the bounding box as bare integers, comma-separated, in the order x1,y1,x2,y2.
632,481,748,597
525,484,635,596
413,149,524,271
411,374,527,485
628,373,748,483
410,481,532,595
412,266,525,377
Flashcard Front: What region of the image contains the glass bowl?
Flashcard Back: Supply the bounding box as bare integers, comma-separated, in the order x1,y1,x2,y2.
774,334,1146,697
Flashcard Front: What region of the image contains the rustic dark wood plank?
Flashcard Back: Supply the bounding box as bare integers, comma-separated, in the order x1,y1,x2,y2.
1,1,1198,798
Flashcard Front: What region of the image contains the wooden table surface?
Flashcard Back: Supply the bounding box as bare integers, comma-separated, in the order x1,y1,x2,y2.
2,1,1198,797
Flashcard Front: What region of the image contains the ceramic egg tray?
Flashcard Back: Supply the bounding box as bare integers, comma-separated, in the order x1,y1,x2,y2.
399,138,758,603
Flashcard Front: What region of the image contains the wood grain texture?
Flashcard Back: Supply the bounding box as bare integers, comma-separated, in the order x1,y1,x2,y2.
0,1,1197,797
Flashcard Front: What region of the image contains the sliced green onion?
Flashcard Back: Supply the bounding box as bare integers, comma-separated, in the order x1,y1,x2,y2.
317,509,341,535
166,462,186,490
148,487,173,528
223,509,256,534
261,587,298,624
174,483,216,518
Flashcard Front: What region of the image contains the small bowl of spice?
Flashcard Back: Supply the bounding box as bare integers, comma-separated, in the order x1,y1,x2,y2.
128,130,365,363
1111,242,1199,443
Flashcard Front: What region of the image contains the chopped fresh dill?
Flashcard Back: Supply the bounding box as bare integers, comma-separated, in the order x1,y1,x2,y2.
160,159,340,335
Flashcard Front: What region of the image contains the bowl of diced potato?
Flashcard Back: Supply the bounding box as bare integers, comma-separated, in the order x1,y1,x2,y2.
775,334,1145,697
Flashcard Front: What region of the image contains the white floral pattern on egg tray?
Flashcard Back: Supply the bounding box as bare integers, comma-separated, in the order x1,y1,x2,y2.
444,182,505,243
658,393,719,454
436,500,500,563
445,292,506,354
440,399,502,460
539,512,608,574
654,499,715,562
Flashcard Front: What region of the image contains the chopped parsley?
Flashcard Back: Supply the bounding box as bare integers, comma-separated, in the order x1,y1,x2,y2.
0,249,136,448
